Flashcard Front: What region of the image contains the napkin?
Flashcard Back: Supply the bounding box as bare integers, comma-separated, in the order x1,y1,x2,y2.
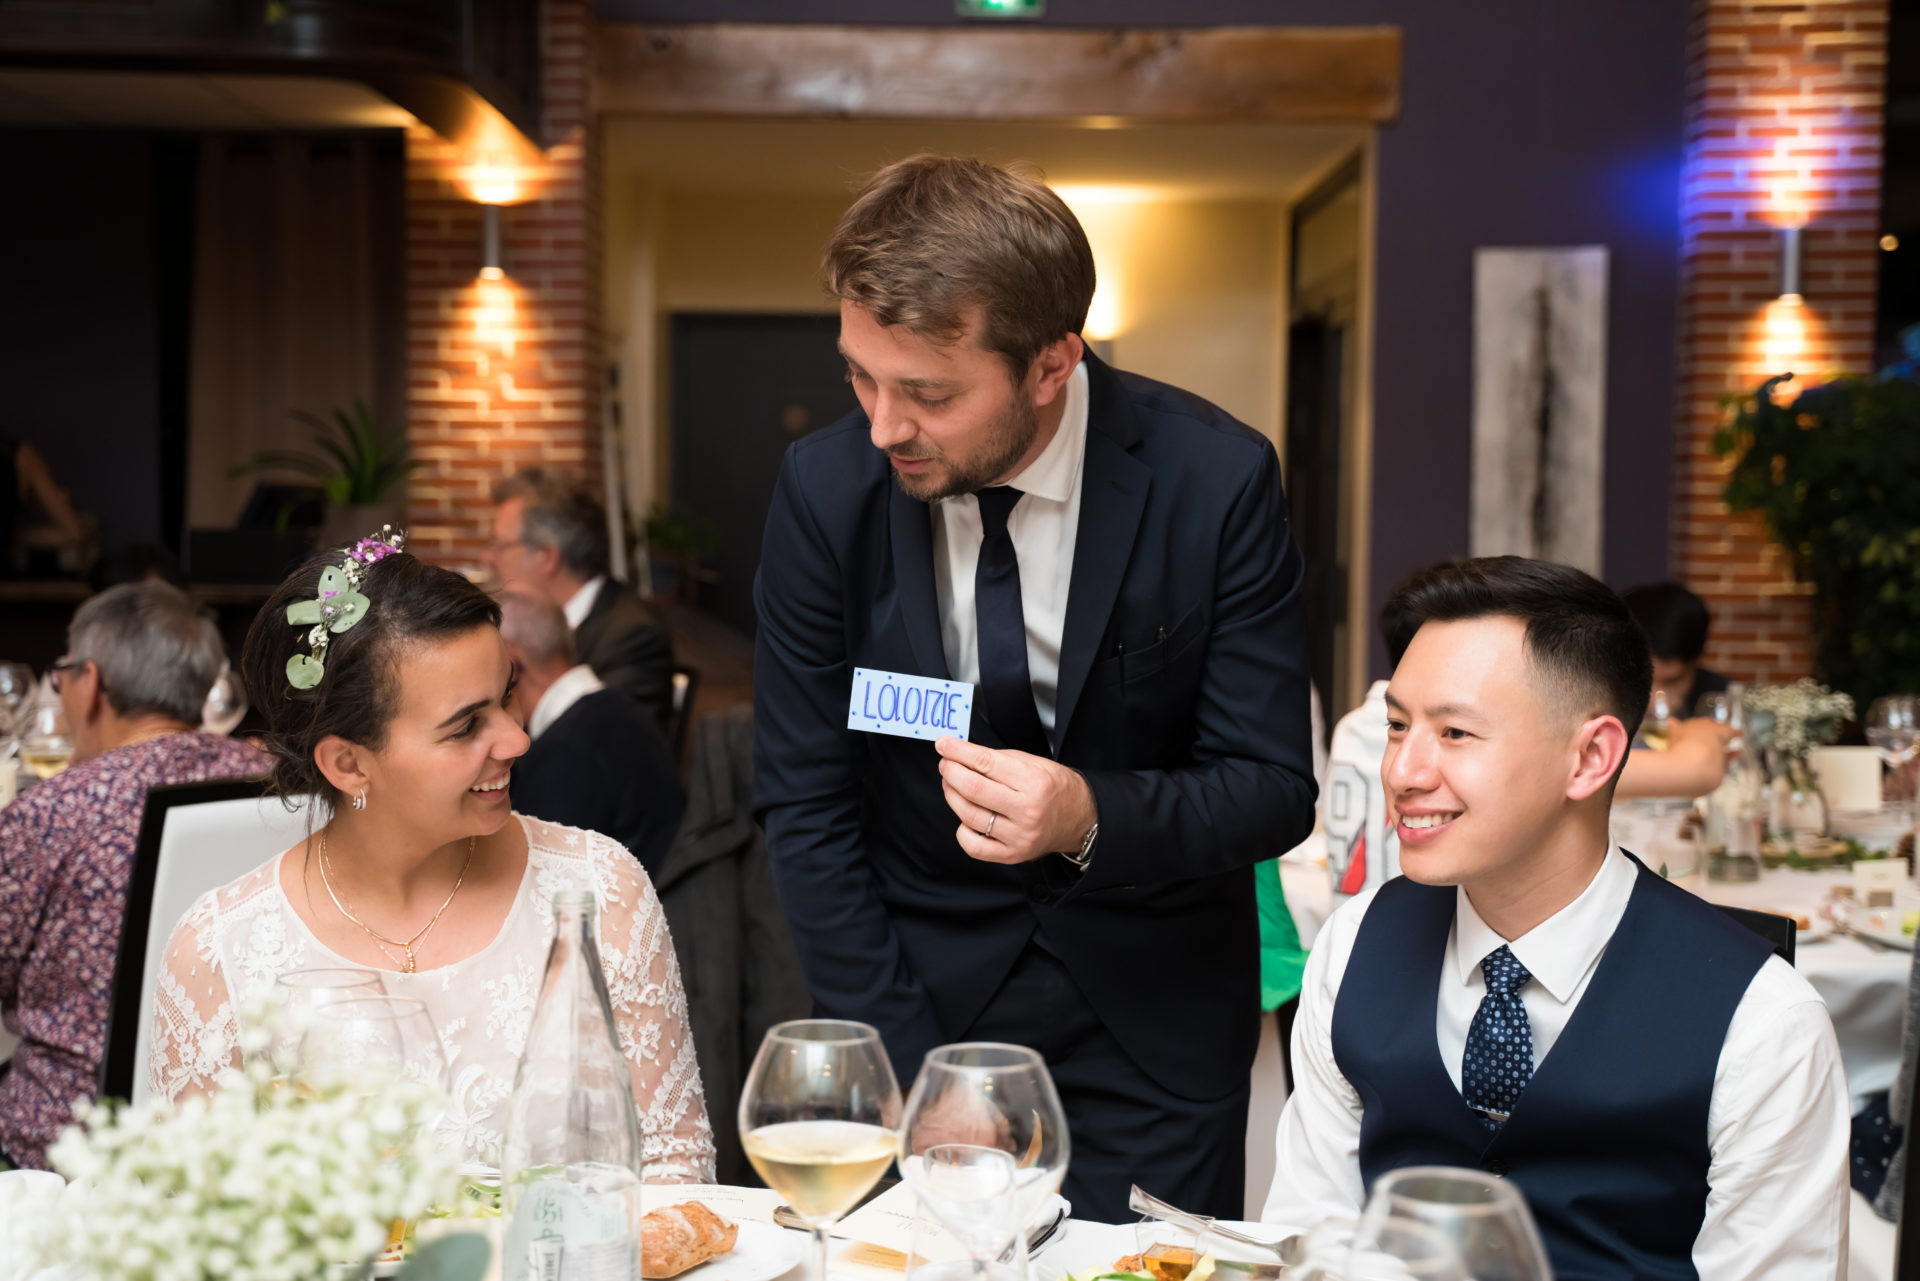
831,1178,1070,1269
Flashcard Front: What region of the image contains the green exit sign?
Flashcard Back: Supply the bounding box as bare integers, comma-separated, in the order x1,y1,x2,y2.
957,0,1045,17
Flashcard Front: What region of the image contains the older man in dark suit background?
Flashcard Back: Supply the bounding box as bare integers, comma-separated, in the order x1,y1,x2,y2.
486,467,676,738
752,155,1317,1222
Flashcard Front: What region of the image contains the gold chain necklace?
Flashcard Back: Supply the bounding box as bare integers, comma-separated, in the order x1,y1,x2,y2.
317,828,475,974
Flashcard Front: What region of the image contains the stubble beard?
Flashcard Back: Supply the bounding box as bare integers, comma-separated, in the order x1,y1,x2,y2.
890,393,1040,503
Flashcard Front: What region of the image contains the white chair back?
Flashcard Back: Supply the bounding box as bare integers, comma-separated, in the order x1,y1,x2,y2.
124,792,315,1106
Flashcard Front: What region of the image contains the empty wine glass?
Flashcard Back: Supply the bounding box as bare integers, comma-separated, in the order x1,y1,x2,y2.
1360,1166,1552,1281
0,662,35,737
302,995,448,1093
1868,696,1920,805
201,663,249,737
739,1020,902,1281
899,1041,1070,1277
269,967,386,1070
1344,1216,1473,1281
906,1144,1019,1280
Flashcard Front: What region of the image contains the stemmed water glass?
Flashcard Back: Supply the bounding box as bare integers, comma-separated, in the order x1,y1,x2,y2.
898,1043,1069,1281
0,662,35,738
1359,1166,1552,1281
739,1020,903,1281
302,995,449,1093
269,967,386,1069
1867,696,1920,805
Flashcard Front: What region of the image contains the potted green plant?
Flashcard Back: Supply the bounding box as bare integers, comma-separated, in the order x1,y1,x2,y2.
230,399,418,548
1714,369,1920,713
643,502,718,604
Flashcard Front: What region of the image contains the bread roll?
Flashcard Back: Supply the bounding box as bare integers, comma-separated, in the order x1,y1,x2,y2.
641,1201,738,1279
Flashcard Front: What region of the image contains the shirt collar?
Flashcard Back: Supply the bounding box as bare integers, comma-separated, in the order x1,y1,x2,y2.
562,575,606,631
527,663,604,741
1452,843,1636,1003
1003,361,1089,505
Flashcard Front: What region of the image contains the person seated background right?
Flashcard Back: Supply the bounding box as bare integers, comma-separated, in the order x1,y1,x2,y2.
1623,582,1729,718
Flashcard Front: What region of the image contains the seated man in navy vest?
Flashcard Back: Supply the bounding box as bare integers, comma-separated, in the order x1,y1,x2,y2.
1262,556,1849,1280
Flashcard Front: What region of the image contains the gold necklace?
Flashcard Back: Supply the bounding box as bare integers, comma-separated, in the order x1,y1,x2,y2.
317,828,475,974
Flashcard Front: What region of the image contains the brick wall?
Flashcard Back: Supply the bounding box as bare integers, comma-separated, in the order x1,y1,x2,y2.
1674,0,1885,682
405,0,601,567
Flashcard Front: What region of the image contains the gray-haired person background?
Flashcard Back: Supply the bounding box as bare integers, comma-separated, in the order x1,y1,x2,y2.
0,581,267,1170
484,467,676,737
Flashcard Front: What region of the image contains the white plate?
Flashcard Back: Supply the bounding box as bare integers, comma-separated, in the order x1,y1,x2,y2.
1830,899,1919,950
680,1219,805,1281
1799,914,1836,944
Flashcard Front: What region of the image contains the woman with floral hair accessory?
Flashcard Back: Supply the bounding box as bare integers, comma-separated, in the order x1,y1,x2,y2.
145,536,715,1180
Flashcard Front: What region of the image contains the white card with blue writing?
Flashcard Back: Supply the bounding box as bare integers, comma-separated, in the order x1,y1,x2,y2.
847,668,973,742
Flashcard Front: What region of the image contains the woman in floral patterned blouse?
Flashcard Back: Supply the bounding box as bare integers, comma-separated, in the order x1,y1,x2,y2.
0,581,267,1170
146,544,715,1179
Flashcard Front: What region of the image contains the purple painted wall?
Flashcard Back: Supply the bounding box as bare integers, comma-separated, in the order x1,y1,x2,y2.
596,0,1691,674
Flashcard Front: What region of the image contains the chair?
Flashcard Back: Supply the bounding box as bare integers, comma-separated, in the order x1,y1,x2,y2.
668,663,700,765
1714,904,1797,967
99,778,314,1105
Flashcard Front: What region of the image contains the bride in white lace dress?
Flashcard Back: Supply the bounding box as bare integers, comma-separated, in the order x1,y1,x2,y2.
146,537,715,1181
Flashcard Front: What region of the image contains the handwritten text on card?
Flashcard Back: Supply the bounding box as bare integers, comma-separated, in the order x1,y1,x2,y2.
847,668,973,742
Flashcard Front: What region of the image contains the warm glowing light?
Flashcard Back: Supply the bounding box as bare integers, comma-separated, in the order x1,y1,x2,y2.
473,277,519,355
1083,285,1122,342
459,151,537,205
479,265,505,281
1051,183,1154,207
1761,296,1807,370
1883,234,1901,252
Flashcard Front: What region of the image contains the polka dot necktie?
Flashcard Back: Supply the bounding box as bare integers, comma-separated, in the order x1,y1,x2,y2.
1463,944,1535,1131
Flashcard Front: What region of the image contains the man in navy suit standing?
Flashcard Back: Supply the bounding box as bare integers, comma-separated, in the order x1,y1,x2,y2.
752,155,1317,1220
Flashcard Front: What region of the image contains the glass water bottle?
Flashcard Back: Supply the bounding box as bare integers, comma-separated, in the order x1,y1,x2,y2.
501,890,645,1281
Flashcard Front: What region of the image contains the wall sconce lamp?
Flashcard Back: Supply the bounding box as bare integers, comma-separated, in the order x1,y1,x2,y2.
480,205,505,281
1779,224,1804,305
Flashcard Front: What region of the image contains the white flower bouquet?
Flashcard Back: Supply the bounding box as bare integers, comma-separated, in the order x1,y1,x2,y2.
1745,679,1855,761
4,1004,467,1281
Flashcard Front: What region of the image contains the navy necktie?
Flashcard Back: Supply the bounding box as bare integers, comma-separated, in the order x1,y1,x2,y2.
1463,944,1535,1131
973,486,1051,758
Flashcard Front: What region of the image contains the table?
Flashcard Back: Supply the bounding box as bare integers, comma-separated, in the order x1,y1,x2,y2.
1279,840,1913,1110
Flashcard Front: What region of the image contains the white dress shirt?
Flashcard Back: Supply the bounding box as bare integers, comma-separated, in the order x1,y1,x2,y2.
1263,844,1851,1278
562,575,606,631
931,362,1089,745
527,663,605,741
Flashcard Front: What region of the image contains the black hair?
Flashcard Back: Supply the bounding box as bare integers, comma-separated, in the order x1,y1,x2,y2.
1379,594,1421,669
241,546,502,803
1384,556,1654,741
1621,582,1712,663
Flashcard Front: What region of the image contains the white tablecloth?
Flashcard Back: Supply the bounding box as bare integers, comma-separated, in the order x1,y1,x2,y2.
1279,844,1913,1111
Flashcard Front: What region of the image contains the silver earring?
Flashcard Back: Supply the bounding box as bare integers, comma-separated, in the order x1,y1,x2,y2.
352,788,367,812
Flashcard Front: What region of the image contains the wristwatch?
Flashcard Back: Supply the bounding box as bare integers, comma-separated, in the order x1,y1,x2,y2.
1063,822,1098,871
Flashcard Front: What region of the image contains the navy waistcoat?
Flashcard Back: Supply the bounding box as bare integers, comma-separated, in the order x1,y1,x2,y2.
1329,854,1771,1281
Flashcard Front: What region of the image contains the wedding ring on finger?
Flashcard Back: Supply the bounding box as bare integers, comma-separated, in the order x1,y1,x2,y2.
984,812,998,839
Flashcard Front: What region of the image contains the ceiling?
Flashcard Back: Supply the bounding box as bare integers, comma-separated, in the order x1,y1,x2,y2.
0,71,414,130
605,117,1367,202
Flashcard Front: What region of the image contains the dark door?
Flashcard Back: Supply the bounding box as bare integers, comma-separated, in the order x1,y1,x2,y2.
669,313,853,635
1285,315,1345,717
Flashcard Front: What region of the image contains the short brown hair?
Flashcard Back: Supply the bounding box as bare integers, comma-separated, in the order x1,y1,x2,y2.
823,154,1096,378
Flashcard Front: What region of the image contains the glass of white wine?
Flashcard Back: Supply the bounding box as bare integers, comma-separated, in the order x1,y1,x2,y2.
740,1019,902,1281
18,699,73,780
1641,688,1674,751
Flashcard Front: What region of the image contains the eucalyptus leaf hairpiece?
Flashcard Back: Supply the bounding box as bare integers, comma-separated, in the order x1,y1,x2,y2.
284,526,406,689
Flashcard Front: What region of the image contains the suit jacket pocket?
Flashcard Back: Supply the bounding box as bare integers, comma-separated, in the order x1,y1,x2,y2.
1091,601,1207,690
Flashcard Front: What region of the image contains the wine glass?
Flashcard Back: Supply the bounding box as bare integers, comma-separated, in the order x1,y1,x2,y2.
1360,1166,1552,1281
905,1144,1019,1280
0,662,35,737
1642,688,1673,751
739,1020,903,1281
1867,696,1920,805
302,995,449,1093
899,1041,1070,1277
201,664,249,737
269,967,386,1070
1344,1217,1473,1281
17,697,73,780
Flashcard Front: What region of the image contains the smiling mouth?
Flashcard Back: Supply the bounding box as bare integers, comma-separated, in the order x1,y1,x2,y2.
1399,811,1461,832
470,774,510,794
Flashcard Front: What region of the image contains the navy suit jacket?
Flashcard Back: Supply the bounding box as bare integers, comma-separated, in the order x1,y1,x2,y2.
510,688,685,877
751,354,1317,1099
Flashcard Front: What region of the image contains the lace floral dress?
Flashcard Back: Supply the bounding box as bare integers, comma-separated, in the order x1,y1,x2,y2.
146,814,716,1181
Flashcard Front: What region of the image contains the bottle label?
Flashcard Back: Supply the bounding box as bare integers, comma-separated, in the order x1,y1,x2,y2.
507,1179,637,1281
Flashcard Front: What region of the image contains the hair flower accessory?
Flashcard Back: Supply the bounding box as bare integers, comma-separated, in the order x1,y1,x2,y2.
284,526,405,689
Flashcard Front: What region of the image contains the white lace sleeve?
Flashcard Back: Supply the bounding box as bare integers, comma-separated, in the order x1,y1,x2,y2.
146,891,242,1104
593,837,718,1183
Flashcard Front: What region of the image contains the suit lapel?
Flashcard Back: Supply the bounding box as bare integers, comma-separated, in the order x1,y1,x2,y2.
1054,357,1150,742
888,484,953,682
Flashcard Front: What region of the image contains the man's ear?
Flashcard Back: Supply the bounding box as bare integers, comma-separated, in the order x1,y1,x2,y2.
1027,333,1085,409
1567,714,1631,803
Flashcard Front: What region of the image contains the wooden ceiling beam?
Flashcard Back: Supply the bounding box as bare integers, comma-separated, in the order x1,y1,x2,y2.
597,24,1400,126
